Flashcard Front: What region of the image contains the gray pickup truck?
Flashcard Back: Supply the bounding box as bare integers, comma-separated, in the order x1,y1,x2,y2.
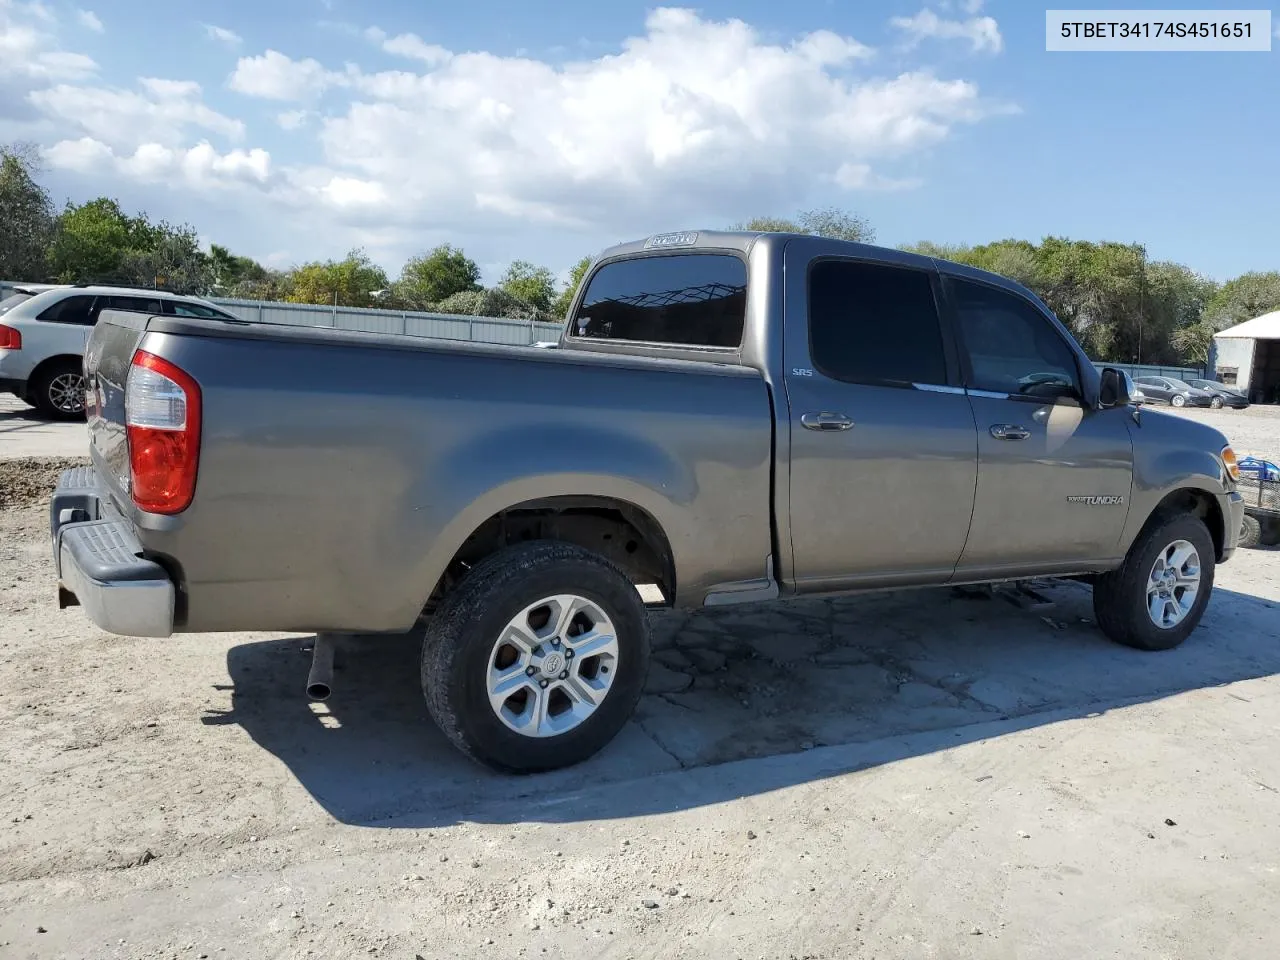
51,231,1246,772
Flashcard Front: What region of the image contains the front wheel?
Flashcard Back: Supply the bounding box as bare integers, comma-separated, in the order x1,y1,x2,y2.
420,540,651,773
1093,513,1215,651
1171,394,1187,408
1210,396,1224,409
1239,514,1262,549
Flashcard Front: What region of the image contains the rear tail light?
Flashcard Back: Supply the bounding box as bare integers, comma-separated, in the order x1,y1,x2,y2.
0,324,20,349
125,350,201,514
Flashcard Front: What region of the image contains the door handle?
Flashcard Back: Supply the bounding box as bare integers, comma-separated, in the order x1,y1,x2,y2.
990,423,1031,441
801,412,854,432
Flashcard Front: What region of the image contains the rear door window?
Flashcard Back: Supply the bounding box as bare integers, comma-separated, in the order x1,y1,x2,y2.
101,295,165,315
571,254,747,347
37,295,97,325
167,300,236,320
807,260,948,386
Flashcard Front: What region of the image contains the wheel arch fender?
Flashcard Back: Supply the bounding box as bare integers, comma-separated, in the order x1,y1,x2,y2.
1125,470,1230,564
408,423,692,619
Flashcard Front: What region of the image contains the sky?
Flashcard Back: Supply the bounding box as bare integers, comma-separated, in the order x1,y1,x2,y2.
0,0,1276,283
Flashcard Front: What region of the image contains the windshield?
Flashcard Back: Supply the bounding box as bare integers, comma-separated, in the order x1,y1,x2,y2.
1165,378,1195,391
0,293,32,316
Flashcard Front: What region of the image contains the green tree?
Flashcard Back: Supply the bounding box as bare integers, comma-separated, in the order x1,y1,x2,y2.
209,244,270,294
0,143,55,281
734,207,875,243
900,237,1217,365
227,269,295,302
118,222,211,295
795,207,875,244
286,248,389,307
397,244,480,306
48,197,153,283
1203,271,1280,330
552,255,593,319
498,260,556,313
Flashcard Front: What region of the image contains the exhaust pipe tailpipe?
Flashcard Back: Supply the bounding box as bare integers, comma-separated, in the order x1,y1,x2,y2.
306,633,337,701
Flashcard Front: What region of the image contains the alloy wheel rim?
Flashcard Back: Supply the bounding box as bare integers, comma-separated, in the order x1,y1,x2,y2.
49,373,86,413
486,594,619,738
1145,539,1200,629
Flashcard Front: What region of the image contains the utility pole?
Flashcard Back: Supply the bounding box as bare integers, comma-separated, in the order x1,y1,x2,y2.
1136,244,1146,365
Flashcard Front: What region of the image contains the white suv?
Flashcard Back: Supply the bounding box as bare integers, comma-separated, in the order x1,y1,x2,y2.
0,284,238,419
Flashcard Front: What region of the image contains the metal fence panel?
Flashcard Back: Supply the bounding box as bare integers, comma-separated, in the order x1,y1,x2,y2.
1092,361,1205,381
204,296,563,346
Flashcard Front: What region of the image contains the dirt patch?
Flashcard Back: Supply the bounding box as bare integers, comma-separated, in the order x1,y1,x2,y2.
0,456,89,510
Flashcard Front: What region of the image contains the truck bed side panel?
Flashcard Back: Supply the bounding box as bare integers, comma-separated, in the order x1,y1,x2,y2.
125,328,773,633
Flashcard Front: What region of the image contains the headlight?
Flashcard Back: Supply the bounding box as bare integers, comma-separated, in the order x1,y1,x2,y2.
1222,445,1240,482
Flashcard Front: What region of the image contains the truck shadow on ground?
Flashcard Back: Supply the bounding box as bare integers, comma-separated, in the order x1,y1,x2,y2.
206,574,1280,828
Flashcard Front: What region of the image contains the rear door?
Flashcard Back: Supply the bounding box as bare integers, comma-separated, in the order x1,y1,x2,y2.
946,275,1134,574
35,293,99,353
783,241,978,591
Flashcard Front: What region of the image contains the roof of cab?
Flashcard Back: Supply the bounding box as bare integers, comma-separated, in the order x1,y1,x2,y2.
596,229,1052,314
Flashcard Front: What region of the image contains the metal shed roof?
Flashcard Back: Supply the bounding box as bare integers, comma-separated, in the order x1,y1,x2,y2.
1215,309,1280,340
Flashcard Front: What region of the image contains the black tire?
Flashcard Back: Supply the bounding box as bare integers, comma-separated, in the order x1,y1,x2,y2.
1093,512,1216,651
1171,394,1186,407
1210,396,1224,409
31,360,86,420
420,540,651,773
1238,514,1262,549
1261,518,1280,548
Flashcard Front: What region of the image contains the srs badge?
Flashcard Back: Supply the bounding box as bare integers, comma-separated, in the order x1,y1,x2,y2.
1066,495,1126,506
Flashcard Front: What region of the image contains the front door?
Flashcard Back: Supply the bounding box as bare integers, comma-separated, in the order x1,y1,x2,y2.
944,276,1134,575
783,244,978,591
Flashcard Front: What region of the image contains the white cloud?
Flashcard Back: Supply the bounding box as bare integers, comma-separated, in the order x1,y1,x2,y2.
39,7,1012,270
30,76,245,148
276,108,309,130
204,24,243,47
0,3,97,82
210,6,999,235
890,8,1004,54
228,49,342,99
76,9,103,32
44,137,271,187
364,26,452,66
834,162,922,192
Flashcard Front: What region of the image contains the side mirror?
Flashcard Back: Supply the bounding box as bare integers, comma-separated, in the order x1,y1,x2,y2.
1098,367,1135,408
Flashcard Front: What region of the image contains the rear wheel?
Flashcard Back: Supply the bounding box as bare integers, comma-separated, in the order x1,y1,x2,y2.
1239,514,1262,549
420,540,651,773
1093,513,1215,651
31,360,86,420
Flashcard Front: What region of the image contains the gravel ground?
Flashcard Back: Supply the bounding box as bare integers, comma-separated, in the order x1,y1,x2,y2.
3,461,1280,958
0,458,89,510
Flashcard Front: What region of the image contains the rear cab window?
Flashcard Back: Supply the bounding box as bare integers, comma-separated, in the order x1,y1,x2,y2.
571,253,747,348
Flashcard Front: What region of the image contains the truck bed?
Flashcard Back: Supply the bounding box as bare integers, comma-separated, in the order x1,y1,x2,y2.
81,312,776,633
